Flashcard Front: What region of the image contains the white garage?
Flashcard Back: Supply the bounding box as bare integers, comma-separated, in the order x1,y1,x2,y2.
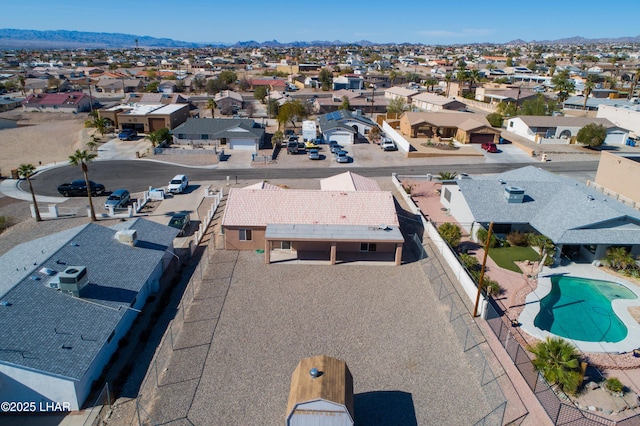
324,129,354,145
228,138,258,150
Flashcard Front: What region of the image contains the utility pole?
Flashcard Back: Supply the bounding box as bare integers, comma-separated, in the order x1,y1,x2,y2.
473,222,494,317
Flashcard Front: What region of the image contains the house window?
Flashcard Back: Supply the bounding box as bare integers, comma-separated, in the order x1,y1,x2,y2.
178,134,185,139
360,243,377,252
280,241,291,250
509,121,514,128
201,134,209,140
443,187,452,202
585,244,597,254
239,229,252,241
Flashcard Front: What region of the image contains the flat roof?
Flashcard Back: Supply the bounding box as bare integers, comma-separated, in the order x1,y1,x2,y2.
265,223,404,243
150,104,188,115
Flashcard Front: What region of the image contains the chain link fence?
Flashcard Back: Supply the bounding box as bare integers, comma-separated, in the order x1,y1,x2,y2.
417,238,512,426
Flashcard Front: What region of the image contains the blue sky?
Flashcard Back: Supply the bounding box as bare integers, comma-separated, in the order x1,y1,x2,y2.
3,0,639,45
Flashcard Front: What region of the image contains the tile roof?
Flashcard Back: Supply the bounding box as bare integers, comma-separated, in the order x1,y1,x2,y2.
320,171,380,192
0,218,178,379
457,166,640,245
221,189,399,228
23,92,88,106
411,92,462,106
402,111,490,128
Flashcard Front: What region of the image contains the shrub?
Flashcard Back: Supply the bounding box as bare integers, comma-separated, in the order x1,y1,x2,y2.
483,277,502,297
529,337,582,395
476,227,498,248
460,253,479,272
486,112,504,127
439,222,462,248
507,231,528,247
605,377,624,393
0,216,12,234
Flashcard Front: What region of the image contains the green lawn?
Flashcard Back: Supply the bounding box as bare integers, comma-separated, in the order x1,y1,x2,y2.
488,246,540,273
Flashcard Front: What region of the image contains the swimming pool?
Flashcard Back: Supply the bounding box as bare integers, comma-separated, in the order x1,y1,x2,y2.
534,276,637,343
519,265,640,353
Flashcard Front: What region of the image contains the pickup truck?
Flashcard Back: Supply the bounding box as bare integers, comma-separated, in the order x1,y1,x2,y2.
380,139,397,151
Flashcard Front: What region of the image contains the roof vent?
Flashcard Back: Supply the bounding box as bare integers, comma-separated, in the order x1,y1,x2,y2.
115,229,138,246
58,266,88,297
504,186,525,204
0,301,12,307
587,195,595,201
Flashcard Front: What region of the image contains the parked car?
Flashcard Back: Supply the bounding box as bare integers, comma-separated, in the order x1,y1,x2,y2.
168,175,189,194
118,129,137,140
380,139,397,151
315,137,325,145
57,180,105,197
104,189,130,210
168,212,190,237
287,141,299,154
335,150,350,163
308,149,320,160
330,143,344,154
481,142,498,153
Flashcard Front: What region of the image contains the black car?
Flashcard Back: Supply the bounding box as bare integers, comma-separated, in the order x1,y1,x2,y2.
57,180,106,197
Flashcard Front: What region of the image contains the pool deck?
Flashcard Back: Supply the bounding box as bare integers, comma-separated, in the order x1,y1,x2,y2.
519,262,640,354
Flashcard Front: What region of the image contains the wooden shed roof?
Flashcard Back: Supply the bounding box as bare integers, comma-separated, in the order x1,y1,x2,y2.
286,355,354,421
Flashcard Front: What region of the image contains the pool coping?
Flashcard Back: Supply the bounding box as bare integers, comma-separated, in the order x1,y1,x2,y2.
519,262,640,354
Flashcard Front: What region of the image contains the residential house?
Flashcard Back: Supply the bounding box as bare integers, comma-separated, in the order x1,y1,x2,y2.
98,102,190,133
384,86,420,104
332,75,364,91
594,151,640,205
474,85,540,106
214,90,243,115
399,111,500,144
171,117,264,150
96,78,143,94
318,109,378,144
506,115,628,145
596,103,640,136
221,172,404,265
0,218,179,411
411,92,466,112
0,96,23,112
248,78,287,92
439,166,640,263
22,92,92,113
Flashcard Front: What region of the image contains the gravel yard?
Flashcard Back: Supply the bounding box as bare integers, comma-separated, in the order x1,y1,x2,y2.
140,250,493,425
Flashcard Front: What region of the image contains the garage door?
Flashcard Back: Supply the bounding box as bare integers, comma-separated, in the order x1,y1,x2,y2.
228,138,256,151
326,131,353,145
469,133,495,144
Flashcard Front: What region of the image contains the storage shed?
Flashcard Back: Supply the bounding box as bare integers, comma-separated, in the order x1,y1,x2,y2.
286,355,354,426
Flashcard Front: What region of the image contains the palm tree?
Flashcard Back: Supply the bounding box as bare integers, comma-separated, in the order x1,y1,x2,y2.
17,164,42,222
582,79,595,110
444,73,453,97
456,68,467,97
18,75,25,95
206,98,217,118
529,337,582,395
68,150,98,222
468,69,481,92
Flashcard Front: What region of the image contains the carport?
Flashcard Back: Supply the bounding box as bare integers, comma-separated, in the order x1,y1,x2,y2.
264,223,404,265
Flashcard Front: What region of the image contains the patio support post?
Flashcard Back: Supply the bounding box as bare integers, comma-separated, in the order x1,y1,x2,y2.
330,242,337,265
264,239,271,264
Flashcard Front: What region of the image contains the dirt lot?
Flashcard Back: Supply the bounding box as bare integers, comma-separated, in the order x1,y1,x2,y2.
0,110,89,177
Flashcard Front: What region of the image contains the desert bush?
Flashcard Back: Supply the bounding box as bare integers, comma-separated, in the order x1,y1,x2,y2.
605,377,624,393
476,227,499,248
439,222,462,248
507,231,529,246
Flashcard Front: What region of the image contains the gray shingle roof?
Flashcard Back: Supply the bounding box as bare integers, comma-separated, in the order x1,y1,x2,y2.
458,166,640,245
0,218,178,379
172,117,264,139
318,110,376,133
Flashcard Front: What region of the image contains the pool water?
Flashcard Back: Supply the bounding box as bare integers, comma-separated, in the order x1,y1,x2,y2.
534,276,637,343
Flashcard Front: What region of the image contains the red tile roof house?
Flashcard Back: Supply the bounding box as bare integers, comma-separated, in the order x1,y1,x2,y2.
249,78,288,91
22,92,92,113
221,173,404,265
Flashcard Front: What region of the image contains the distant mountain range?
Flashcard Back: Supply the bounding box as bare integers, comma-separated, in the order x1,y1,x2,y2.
0,29,639,49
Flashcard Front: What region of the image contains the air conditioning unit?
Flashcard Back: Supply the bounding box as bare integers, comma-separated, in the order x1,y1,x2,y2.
58,266,88,296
